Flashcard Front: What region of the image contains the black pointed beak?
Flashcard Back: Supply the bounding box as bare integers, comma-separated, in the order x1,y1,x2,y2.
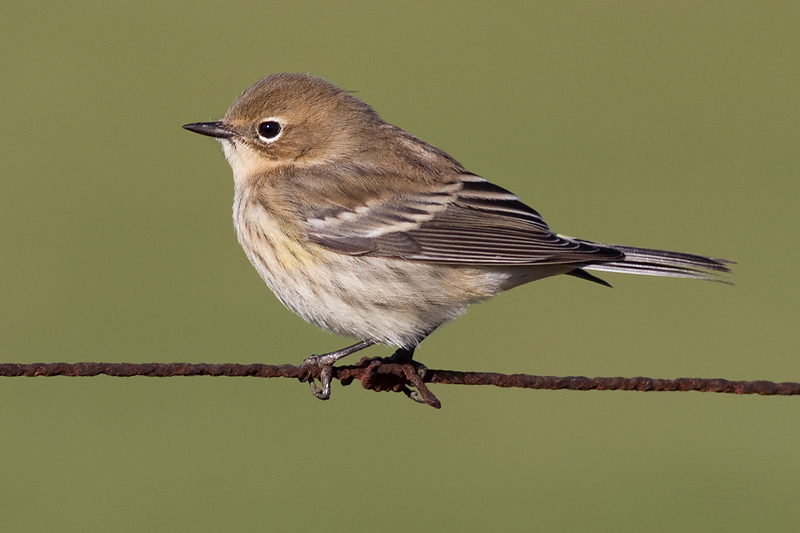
182,121,235,139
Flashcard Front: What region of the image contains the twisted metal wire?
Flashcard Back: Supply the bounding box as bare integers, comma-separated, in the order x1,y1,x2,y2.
2,359,796,408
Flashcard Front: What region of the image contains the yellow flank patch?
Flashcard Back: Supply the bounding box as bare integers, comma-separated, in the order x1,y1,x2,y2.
252,214,321,271
270,233,316,270
239,194,328,271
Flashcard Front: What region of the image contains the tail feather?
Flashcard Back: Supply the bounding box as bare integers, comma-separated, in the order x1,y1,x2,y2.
574,239,733,284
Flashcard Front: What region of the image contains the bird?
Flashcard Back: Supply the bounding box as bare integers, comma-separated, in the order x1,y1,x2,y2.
183,73,731,401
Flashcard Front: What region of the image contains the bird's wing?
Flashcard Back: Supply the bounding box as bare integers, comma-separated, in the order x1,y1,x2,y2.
303,174,623,266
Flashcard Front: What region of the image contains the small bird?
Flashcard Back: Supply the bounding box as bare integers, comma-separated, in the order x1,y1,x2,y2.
184,73,731,400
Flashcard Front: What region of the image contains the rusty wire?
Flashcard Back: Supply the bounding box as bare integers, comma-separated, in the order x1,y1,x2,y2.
1,358,797,408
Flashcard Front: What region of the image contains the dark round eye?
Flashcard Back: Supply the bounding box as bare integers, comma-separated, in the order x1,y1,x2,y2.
257,121,282,141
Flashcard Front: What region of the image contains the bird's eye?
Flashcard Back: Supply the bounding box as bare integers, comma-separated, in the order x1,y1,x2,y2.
257,120,282,142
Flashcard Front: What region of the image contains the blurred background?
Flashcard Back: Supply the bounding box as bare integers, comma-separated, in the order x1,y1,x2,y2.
1,1,798,531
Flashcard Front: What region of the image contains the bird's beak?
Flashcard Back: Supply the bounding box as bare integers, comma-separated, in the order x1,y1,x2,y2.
182,121,235,139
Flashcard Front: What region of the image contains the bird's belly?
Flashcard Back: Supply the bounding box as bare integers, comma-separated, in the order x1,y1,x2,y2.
254,249,487,347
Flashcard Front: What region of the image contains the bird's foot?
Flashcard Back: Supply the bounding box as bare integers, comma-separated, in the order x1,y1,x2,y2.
352,348,440,408
298,359,332,400
299,340,376,401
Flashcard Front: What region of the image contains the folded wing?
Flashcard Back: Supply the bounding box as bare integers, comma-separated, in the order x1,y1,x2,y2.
304,173,625,266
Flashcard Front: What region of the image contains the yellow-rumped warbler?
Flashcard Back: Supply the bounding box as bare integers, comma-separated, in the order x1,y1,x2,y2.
184,73,731,400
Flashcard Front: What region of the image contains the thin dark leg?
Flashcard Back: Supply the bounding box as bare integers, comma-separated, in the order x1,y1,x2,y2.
386,346,415,363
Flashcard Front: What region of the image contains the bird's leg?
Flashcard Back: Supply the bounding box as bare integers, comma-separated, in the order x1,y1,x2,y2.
302,340,376,368
386,346,415,363
300,340,376,400
387,347,429,379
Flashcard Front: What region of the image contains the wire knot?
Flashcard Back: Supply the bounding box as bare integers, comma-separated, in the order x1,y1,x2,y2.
338,357,441,408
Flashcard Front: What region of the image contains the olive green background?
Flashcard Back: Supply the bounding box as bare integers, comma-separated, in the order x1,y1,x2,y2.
1,1,798,531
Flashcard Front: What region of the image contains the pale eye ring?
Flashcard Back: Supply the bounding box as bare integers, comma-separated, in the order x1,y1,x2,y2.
257,118,283,143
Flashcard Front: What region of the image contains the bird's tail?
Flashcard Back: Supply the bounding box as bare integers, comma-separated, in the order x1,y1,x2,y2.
572,238,733,284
